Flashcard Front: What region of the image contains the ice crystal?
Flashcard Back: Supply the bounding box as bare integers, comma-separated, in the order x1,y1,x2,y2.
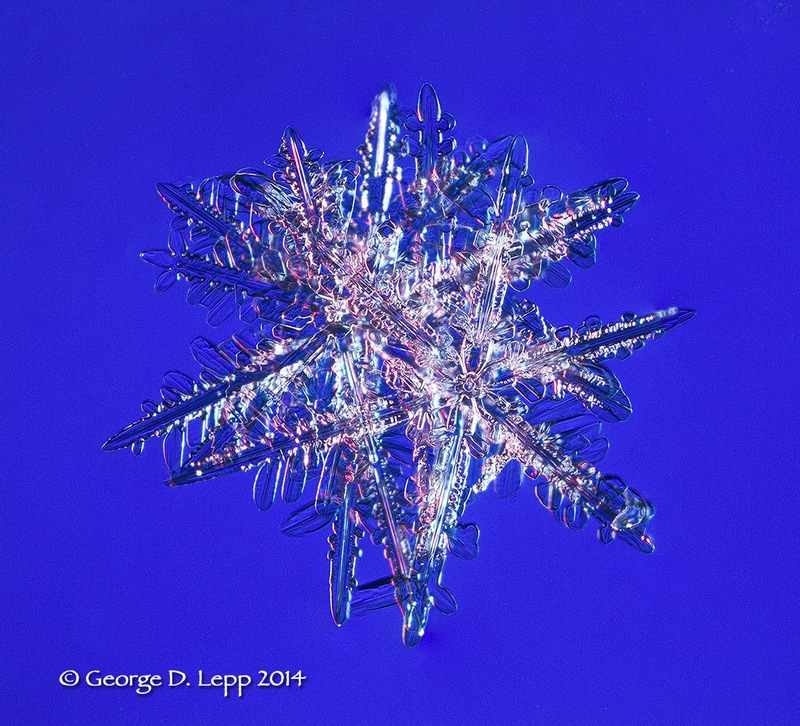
105,85,693,646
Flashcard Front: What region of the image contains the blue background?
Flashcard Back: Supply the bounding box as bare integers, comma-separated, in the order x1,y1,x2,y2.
2,1,797,723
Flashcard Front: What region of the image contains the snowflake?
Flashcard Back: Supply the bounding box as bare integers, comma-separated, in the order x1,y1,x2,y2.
104,85,692,646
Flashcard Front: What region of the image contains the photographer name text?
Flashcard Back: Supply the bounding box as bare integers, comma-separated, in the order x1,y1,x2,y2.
59,669,306,697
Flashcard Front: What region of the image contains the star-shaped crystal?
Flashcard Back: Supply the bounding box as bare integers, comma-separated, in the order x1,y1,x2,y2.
105,85,692,646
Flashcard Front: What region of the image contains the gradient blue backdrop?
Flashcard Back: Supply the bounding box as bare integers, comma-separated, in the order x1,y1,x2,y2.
2,1,797,723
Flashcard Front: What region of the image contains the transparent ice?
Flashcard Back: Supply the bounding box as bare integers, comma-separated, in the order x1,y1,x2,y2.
104,85,693,646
